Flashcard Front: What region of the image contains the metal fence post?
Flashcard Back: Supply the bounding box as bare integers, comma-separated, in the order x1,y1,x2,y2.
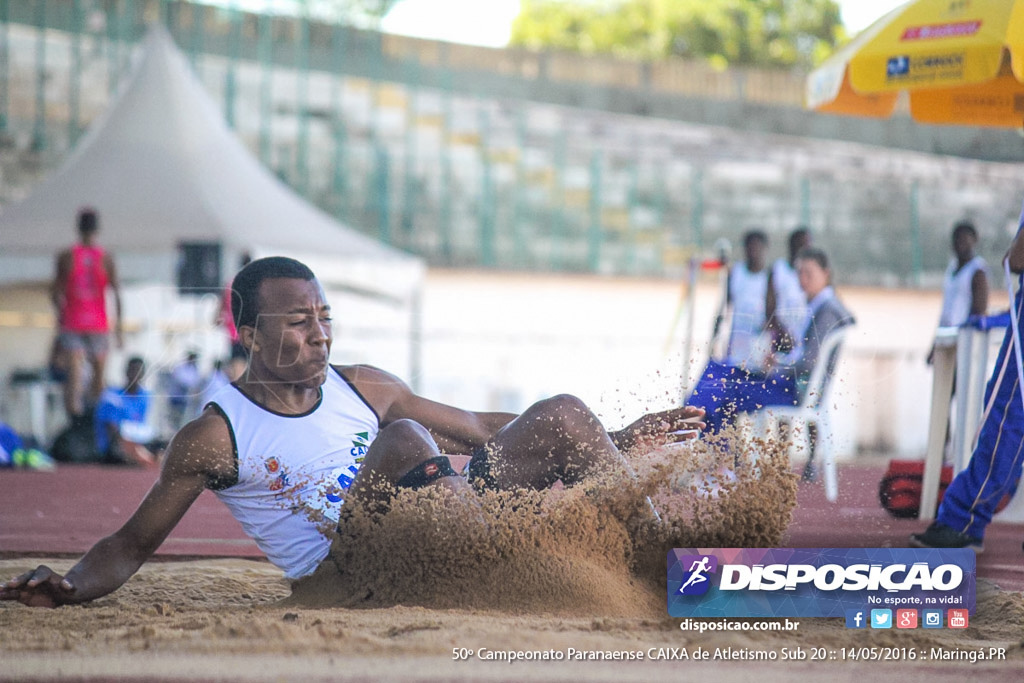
0,0,8,134
439,55,453,263
295,9,310,195
118,0,133,78
105,0,117,96
330,25,347,221
31,0,47,151
224,0,240,129
512,107,527,267
479,102,495,267
588,150,602,271
800,175,811,228
910,180,922,286
400,58,419,248
188,0,203,75
691,168,705,249
374,143,391,244
551,125,566,269
68,0,83,146
258,5,272,164
625,160,638,272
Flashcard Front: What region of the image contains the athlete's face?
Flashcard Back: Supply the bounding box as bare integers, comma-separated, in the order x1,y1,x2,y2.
797,258,830,301
952,230,976,262
745,238,767,271
246,277,333,389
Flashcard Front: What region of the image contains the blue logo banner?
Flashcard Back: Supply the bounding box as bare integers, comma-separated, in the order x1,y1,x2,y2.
667,548,975,618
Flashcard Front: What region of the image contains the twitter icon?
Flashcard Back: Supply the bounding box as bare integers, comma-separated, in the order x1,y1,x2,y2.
871,609,892,629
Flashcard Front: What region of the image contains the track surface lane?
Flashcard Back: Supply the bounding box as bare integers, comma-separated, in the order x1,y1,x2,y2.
0,461,1020,590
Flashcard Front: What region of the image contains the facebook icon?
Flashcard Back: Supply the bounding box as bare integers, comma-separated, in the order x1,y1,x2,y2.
845,609,867,629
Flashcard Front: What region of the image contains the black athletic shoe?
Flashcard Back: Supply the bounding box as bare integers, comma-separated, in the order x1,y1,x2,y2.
909,523,983,553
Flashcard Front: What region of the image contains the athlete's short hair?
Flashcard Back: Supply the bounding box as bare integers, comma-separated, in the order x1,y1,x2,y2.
788,227,811,258
796,246,829,272
743,229,768,248
230,256,316,331
952,220,977,241
77,207,98,235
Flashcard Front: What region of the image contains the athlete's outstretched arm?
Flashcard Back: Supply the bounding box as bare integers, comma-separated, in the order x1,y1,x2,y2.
340,364,515,454
606,406,706,455
341,364,704,458
0,411,235,608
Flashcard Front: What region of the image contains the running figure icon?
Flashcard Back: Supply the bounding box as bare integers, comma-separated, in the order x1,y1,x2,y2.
678,556,712,594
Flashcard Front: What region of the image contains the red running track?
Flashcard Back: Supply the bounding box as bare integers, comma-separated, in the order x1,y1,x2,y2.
0,461,1021,590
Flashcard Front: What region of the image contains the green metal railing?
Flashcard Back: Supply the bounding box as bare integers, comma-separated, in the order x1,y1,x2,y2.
0,0,1022,285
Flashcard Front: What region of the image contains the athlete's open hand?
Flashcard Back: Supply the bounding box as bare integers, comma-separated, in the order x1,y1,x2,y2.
0,565,77,608
610,406,706,455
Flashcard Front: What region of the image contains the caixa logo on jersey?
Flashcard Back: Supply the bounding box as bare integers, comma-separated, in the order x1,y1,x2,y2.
667,548,976,618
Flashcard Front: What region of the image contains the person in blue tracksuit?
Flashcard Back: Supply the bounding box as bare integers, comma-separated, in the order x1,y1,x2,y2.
912,205,1024,552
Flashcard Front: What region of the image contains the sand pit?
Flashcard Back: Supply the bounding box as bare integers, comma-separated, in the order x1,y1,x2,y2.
3,556,1021,682
289,433,797,617
2,437,1022,681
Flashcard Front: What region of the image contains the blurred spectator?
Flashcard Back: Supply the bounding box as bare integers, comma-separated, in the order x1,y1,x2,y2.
689,247,855,436
0,421,55,470
166,350,202,429
712,229,770,371
50,207,122,423
766,227,812,355
932,220,991,354
216,252,252,360
94,357,156,467
198,352,247,418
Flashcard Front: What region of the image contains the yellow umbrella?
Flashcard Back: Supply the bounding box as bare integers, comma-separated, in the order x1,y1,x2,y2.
807,0,1024,127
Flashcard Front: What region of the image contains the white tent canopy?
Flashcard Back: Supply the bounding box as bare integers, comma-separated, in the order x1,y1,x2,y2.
0,25,422,300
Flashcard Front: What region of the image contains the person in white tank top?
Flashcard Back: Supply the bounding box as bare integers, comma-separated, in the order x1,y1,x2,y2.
713,229,769,371
4,257,707,605
929,220,990,363
765,227,812,357
939,221,990,327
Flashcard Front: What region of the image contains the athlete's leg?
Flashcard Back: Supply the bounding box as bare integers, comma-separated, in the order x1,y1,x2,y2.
471,393,625,490
346,419,468,507
86,335,110,410
63,344,87,418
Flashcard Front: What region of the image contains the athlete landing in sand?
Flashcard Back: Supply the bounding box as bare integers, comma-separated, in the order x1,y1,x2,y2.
3,256,705,607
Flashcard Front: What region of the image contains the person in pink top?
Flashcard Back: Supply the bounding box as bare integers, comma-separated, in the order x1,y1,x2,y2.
51,208,123,421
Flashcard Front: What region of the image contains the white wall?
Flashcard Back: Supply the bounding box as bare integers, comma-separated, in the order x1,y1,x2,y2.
1,269,1011,459
415,270,1011,460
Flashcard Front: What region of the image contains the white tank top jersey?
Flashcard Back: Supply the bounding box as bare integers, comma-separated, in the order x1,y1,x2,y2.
726,262,768,366
771,258,809,341
208,367,379,579
939,255,990,327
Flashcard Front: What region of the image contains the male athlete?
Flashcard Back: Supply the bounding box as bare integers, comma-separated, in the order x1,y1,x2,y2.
3,257,705,607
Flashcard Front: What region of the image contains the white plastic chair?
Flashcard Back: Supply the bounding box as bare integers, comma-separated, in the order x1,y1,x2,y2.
747,327,850,502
